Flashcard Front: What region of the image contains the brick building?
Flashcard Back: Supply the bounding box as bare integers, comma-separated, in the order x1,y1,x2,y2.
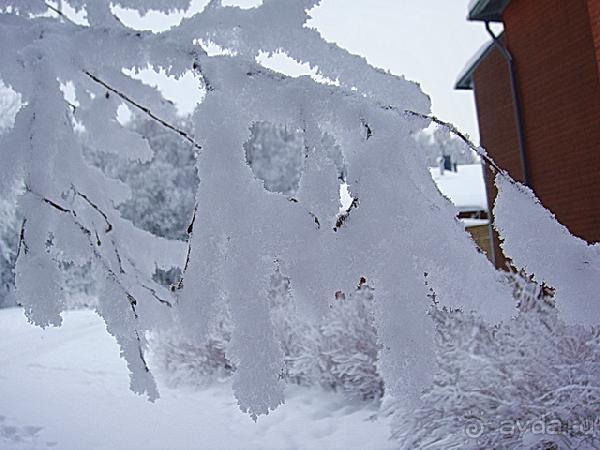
456,0,600,267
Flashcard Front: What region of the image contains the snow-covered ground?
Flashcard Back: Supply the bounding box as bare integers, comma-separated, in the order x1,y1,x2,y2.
0,308,393,449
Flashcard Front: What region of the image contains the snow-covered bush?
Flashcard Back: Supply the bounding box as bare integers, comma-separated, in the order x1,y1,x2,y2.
267,275,383,400
397,274,600,449
153,270,382,401
150,306,233,388
267,268,321,387
0,0,597,424
318,282,383,400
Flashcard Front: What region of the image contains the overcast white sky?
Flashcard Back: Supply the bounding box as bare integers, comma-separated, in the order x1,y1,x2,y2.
116,0,495,143
307,0,494,143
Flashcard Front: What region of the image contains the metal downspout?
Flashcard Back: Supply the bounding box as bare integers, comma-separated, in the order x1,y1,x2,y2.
485,21,531,186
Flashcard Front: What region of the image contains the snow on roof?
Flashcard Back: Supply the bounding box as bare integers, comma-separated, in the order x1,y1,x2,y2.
461,217,490,227
429,164,488,212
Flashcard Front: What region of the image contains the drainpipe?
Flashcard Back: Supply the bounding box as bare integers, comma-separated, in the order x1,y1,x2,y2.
485,21,531,186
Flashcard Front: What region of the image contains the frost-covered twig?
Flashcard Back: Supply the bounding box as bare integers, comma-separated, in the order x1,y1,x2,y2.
43,1,78,27
27,188,171,310
15,218,28,260
172,202,197,292
74,189,113,233
23,189,155,372
141,283,173,308
403,109,504,175
84,71,202,151
334,197,359,232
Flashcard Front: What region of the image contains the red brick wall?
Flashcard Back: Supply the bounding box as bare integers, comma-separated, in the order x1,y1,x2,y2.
472,42,521,267
587,0,600,74
473,0,600,268
502,0,600,243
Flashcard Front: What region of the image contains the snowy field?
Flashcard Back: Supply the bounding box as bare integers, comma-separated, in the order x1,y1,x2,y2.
0,307,393,449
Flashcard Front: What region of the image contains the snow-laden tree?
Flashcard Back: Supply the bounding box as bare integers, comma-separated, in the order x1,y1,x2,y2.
244,121,345,195
0,81,20,131
0,83,20,308
0,0,598,424
0,195,18,308
414,125,478,168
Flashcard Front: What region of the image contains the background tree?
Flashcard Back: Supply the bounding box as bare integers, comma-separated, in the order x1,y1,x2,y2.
414,125,478,168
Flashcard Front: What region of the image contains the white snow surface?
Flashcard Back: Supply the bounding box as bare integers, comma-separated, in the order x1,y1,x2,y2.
429,164,488,212
0,307,393,449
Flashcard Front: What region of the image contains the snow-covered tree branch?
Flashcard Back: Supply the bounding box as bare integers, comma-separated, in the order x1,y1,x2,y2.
0,0,598,432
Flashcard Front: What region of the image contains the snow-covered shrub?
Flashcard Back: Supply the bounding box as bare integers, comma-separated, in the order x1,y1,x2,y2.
269,272,382,400
149,267,316,389
268,268,321,387
318,282,383,400
150,306,233,388
156,270,383,402
397,274,600,449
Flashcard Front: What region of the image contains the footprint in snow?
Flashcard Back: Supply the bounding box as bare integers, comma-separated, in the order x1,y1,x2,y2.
0,417,55,448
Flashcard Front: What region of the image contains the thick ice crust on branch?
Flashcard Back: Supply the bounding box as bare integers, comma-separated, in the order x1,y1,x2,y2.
1,0,574,419
494,174,600,326
173,53,515,413
174,0,430,113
